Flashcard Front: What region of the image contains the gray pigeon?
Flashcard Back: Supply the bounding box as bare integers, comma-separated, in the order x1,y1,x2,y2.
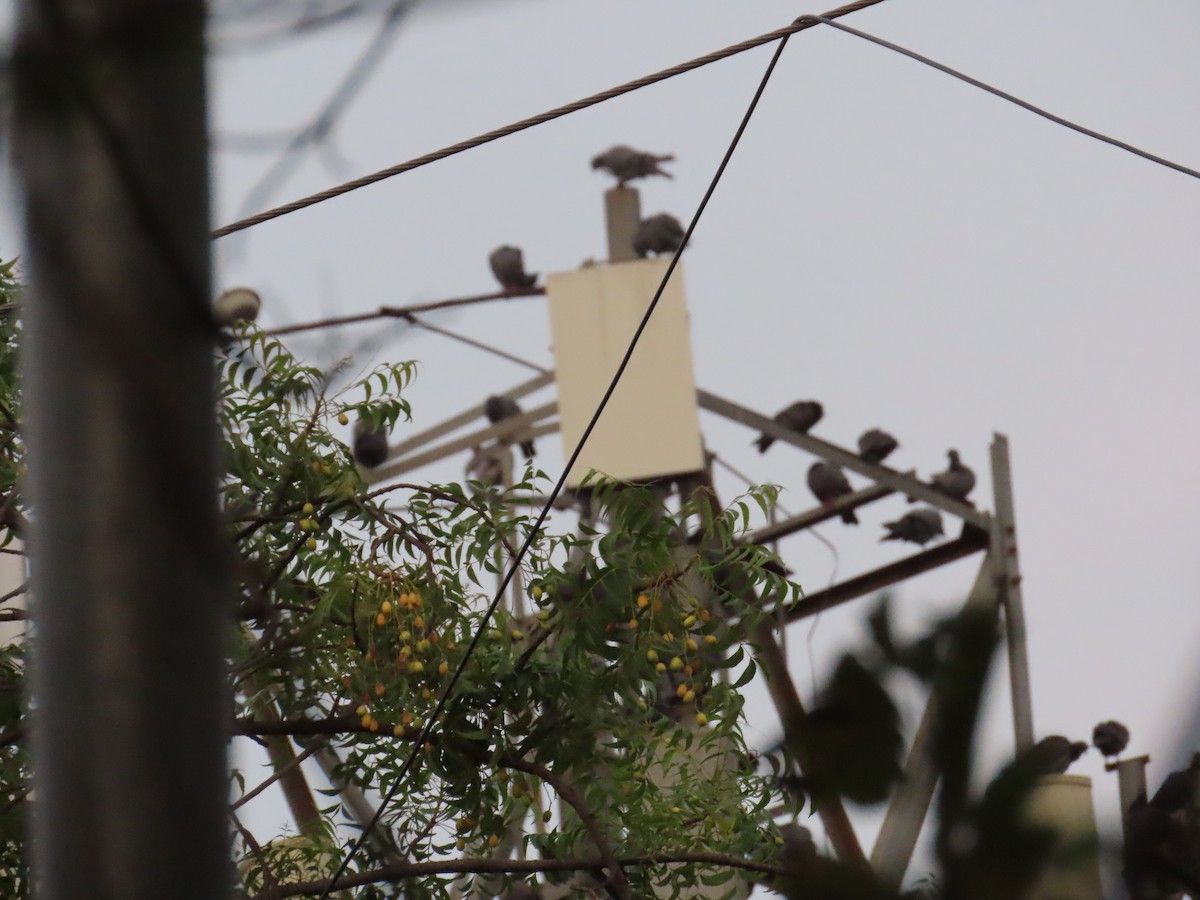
807,462,858,525
485,395,535,459
881,508,944,546
1092,720,1131,760
488,245,537,292
754,401,823,453
352,418,388,469
929,449,976,502
1021,735,1088,776
858,428,899,464
591,144,674,184
213,287,262,326
632,213,685,258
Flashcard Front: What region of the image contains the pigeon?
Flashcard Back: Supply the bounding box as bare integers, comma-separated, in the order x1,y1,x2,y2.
632,213,685,258
213,287,261,327
881,508,944,546
1092,720,1131,760
1150,752,1200,813
929,449,976,502
591,144,674,184
754,401,823,453
806,462,858,525
488,245,537,292
352,418,388,469
858,428,899,464
485,395,535,459
1021,735,1088,776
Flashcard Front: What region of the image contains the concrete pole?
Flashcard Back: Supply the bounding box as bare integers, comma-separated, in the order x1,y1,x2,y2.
604,187,642,262
14,2,230,897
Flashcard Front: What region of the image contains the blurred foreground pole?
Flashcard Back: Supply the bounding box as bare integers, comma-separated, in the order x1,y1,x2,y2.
14,2,230,898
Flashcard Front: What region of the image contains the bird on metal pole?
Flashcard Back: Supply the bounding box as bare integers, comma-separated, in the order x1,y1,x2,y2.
754,400,823,453
881,508,944,546
928,449,976,503
591,144,674,184
632,213,685,258
858,428,899,464
488,245,537,292
485,395,535,459
807,462,858,525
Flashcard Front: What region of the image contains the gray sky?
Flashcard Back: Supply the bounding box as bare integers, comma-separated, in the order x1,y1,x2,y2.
4,0,1199,891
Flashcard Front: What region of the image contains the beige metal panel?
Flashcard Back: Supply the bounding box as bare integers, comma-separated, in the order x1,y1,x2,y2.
1024,775,1104,900
546,259,705,488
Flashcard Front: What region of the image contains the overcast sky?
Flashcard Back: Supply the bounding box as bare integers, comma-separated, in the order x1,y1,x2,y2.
3,0,1199,893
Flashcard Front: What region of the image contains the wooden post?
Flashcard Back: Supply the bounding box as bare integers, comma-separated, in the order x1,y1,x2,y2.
14,2,229,896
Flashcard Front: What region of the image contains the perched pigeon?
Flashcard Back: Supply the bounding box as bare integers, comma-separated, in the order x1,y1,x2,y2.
1021,735,1088,776
213,287,262,326
807,462,858,525
881,508,944,546
858,428,899,464
754,401,823,453
488,245,537,292
485,395,535,459
352,418,388,469
632,213,685,258
591,144,674,184
1150,752,1200,813
929,449,976,502
1092,720,1131,760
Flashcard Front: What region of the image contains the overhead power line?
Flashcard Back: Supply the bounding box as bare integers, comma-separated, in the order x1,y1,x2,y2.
806,15,1200,181
211,0,889,240
211,1,1200,243
317,17,803,899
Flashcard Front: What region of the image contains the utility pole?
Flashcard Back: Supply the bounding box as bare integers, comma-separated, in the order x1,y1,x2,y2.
14,2,230,898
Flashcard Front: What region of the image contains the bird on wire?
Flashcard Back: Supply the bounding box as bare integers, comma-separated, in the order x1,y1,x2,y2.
858,428,899,464
632,212,685,258
485,395,535,459
807,462,858,525
213,286,262,327
881,508,944,546
488,245,537,292
754,400,823,453
591,144,674,185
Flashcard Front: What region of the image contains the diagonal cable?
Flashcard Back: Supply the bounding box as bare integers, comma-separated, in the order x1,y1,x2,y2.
805,15,1200,180
213,0,888,240
315,20,801,899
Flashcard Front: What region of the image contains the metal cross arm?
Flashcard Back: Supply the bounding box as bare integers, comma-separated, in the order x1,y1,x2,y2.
696,389,992,531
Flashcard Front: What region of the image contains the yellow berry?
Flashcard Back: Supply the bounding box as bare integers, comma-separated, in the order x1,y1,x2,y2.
374,681,385,696
542,810,552,823
682,614,696,628
393,724,405,737
682,690,696,704
401,711,413,725
628,618,639,630
381,600,393,614
696,713,708,726
416,639,430,652
421,687,432,700
488,835,500,848
686,638,698,652
676,683,688,699
355,705,368,717
636,594,649,609
399,630,411,642
456,837,466,851
637,700,648,711
671,806,682,814
408,661,424,674
532,585,543,600
413,616,425,629
301,502,314,516
509,629,524,640
699,609,711,622
669,656,684,671
376,613,387,627
337,412,349,426
646,649,659,663
655,662,666,674
438,661,449,676
306,537,318,551
704,634,717,645
368,718,380,733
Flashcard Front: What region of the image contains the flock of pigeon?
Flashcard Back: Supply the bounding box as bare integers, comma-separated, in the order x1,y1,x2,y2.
753,398,977,546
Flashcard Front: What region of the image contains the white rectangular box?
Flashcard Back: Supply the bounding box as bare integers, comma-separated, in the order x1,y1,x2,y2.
546,258,705,487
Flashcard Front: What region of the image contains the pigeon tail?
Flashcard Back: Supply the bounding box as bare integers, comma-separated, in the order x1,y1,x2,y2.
520,439,535,460
754,435,773,454
840,509,859,525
